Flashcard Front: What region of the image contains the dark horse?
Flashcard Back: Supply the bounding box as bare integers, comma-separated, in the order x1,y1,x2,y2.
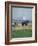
22,20,29,26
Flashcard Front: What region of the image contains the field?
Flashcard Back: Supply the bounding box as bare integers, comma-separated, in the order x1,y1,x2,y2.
11,24,32,38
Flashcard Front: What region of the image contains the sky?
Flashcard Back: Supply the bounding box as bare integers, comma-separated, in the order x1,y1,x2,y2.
11,7,32,21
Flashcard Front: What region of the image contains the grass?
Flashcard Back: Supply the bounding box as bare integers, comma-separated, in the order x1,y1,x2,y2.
11,29,32,38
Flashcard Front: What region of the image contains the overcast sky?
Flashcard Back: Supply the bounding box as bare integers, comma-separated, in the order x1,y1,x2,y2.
12,7,32,21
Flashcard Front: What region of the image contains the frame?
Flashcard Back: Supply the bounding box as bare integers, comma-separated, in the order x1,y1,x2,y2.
5,1,37,45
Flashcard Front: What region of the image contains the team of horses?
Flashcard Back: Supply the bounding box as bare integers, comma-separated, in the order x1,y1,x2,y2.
12,20,29,27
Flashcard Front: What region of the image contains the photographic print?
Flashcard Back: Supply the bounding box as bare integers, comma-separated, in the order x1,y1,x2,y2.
11,7,32,38
5,1,37,45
